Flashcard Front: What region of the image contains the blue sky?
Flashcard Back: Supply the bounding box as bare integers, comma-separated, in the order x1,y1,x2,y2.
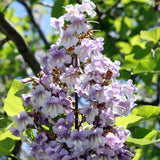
10,0,54,36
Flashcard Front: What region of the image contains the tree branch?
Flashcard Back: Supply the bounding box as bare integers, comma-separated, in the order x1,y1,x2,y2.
16,0,50,48
136,100,158,106
37,2,53,8
156,75,160,105
105,0,121,14
0,12,41,75
0,37,9,47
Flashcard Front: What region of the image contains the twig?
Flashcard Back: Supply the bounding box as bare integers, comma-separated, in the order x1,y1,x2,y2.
16,0,50,48
105,0,121,14
0,11,41,75
37,2,53,8
136,100,158,106
156,75,160,105
0,37,10,47
74,55,79,130
2,1,14,13
76,0,81,4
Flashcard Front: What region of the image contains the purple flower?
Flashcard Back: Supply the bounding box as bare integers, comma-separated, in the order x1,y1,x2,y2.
67,14,89,34
122,80,137,101
52,118,71,137
58,28,78,48
60,65,81,89
21,94,32,107
74,38,95,61
79,104,98,124
40,74,53,89
87,128,104,149
99,108,115,127
48,44,71,67
14,111,34,131
43,96,64,118
92,37,104,56
89,84,107,103
30,84,51,110
59,92,71,106
66,129,90,157
40,54,51,74
65,4,80,19
80,0,96,18
10,127,20,137
35,132,48,145
80,70,103,84
50,16,64,35
104,132,124,150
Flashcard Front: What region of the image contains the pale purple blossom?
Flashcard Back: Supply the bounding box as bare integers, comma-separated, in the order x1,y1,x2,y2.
50,16,64,35
68,14,89,34
60,65,81,89
11,0,136,159
80,0,96,18
43,96,64,118
30,84,51,109
66,129,90,157
79,104,98,124
14,111,34,131
48,44,71,67
74,38,95,61
59,28,78,48
89,84,107,103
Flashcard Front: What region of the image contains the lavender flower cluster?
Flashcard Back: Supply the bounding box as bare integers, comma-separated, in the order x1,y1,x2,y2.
11,0,137,159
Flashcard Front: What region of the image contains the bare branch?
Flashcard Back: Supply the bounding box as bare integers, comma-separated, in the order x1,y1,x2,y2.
0,11,41,75
76,0,81,4
0,37,9,47
2,1,14,13
156,75,160,105
37,2,53,8
105,0,121,14
16,0,50,48
136,100,159,106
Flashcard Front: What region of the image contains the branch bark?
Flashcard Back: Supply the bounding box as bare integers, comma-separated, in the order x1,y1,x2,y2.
0,12,41,75
0,37,9,47
16,0,50,48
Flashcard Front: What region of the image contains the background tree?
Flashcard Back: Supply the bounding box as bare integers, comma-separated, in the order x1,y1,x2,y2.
0,0,160,159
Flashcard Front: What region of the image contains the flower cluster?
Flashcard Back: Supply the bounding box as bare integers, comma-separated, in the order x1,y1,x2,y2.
11,0,137,159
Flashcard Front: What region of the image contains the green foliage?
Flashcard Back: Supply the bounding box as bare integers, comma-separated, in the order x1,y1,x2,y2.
4,79,30,117
132,105,160,118
140,27,160,44
51,0,66,18
0,138,15,156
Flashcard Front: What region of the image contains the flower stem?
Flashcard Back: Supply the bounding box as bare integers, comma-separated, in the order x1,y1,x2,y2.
74,54,79,130
75,92,79,130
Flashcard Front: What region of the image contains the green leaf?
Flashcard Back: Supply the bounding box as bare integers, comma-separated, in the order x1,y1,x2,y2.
4,79,30,117
132,149,143,160
132,45,150,59
0,129,20,141
0,138,15,156
133,59,157,74
131,127,159,140
115,114,144,128
140,27,160,44
155,48,160,63
126,136,160,145
30,0,40,6
0,113,12,129
132,105,160,119
51,0,66,18
154,48,160,71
